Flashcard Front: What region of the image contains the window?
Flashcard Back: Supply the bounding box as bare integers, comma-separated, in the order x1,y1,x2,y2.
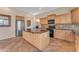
0,14,11,27
0,20,4,25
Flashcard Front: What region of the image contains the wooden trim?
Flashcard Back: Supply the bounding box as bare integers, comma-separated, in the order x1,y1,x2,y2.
56,12,71,16
0,14,11,17
16,16,25,20
16,16,24,18
48,14,56,16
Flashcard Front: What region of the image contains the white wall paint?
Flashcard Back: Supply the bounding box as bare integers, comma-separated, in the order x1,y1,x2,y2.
0,7,28,40
25,16,37,31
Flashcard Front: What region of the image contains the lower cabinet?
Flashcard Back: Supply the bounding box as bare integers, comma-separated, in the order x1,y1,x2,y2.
75,35,79,51
65,30,75,42
54,30,75,42
54,30,66,40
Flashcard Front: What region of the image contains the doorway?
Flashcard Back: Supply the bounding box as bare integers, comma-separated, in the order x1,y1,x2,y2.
16,20,25,37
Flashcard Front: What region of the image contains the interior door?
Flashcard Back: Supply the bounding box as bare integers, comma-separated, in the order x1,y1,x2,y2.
16,20,25,37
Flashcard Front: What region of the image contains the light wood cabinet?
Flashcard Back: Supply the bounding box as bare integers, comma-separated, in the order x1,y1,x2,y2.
55,15,62,24
54,30,66,40
40,14,56,25
54,30,75,42
55,13,72,24
47,14,56,20
23,31,50,50
16,16,24,20
75,35,79,51
40,17,48,24
71,8,79,23
65,31,75,42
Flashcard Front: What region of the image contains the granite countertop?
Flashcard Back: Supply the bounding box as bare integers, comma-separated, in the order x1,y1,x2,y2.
55,28,74,31
25,30,48,34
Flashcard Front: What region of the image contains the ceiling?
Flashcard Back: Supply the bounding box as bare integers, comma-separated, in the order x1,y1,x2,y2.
9,7,76,17
9,7,60,15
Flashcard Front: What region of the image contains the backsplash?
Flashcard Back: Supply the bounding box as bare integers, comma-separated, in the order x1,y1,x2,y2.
41,24,48,30
56,24,79,30
40,24,79,31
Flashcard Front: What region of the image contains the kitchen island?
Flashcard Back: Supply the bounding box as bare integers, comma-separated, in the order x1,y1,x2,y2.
23,30,50,51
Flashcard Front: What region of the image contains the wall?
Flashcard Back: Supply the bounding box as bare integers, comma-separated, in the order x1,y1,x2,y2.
0,7,28,40
25,16,38,31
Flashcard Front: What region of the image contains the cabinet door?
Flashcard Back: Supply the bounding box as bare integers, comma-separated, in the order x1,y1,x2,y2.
71,8,79,23
61,13,72,24
55,15,67,24
55,13,72,24
47,14,56,20
65,31,75,42
55,15,61,24
40,17,48,24
75,35,79,51
40,19,44,24
54,30,75,42
65,13,72,24
54,30,66,40
60,15,66,23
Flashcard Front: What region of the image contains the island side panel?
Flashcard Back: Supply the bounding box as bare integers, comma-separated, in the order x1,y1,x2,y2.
23,31,50,51
40,32,50,50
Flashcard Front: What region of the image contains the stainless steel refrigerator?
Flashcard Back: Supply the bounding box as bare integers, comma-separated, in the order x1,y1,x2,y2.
16,20,25,37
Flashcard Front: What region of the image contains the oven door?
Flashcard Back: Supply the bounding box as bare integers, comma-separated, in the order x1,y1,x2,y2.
49,29,54,37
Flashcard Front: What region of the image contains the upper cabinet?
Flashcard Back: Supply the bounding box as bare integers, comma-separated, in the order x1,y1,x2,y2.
40,14,56,25
40,17,48,24
47,14,56,20
71,8,79,24
55,13,72,24
55,15,62,24
16,16,24,20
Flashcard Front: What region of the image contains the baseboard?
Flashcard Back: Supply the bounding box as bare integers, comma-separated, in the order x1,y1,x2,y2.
0,36,16,40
